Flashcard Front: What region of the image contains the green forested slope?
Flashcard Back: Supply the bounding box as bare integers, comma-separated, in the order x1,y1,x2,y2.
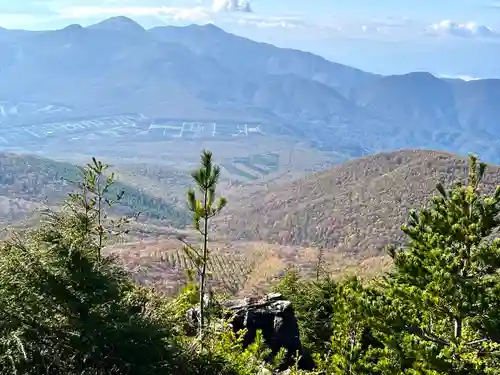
0,153,189,226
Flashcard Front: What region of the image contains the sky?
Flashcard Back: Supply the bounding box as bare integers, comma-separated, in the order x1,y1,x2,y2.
1,0,500,78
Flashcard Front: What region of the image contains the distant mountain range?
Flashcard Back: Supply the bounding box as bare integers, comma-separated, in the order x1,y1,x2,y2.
1,16,500,162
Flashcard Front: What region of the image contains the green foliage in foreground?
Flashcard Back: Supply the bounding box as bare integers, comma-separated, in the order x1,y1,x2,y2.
1,153,500,374
275,154,500,374
0,161,190,374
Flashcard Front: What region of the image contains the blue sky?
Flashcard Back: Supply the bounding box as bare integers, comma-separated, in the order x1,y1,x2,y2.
1,0,500,78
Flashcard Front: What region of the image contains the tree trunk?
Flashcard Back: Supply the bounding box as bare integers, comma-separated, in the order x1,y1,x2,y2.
198,189,209,346
454,317,462,339
199,267,205,344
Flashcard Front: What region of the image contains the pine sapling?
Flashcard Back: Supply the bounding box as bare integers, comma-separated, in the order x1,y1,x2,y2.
178,150,227,346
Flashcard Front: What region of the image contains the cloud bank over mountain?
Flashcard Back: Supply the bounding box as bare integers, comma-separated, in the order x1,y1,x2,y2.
429,20,498,38
0,1,499,80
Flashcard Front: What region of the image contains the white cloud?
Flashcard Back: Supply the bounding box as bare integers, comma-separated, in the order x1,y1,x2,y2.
57,5,212,22
54,2,308,30
212,0,252,13
8,1,500,47
438,74,483,81
428,20,497,38
54,1,255,25
236,15,304,29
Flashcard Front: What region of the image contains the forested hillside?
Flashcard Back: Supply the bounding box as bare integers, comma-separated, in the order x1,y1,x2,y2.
0,153,190,226
2,151,500,374
216,150,500,256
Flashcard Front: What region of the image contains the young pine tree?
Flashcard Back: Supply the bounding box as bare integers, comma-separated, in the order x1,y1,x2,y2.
65,157,134,259
179,150,227,345
383,154,500,373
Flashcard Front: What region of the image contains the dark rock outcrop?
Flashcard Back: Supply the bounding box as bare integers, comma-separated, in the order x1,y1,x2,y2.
186,292,314,370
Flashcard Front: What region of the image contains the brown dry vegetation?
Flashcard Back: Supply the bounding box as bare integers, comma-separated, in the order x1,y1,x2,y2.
213,149,500,261
106,238,305,296
106,235,392,296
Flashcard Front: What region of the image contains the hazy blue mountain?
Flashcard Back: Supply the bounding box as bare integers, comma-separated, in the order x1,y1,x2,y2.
0,18,355,123
87,16,147,34
149,24,377,96
0,16,500,163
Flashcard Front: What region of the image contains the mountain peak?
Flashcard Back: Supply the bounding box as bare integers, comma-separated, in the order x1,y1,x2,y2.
87,16,145,34
177,22,226,35
199,23,224,32
381,71,442,88
63,24,83,31
403,71,438,80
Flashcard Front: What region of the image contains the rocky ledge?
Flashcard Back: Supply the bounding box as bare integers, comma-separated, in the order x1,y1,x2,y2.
186,292,314,371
